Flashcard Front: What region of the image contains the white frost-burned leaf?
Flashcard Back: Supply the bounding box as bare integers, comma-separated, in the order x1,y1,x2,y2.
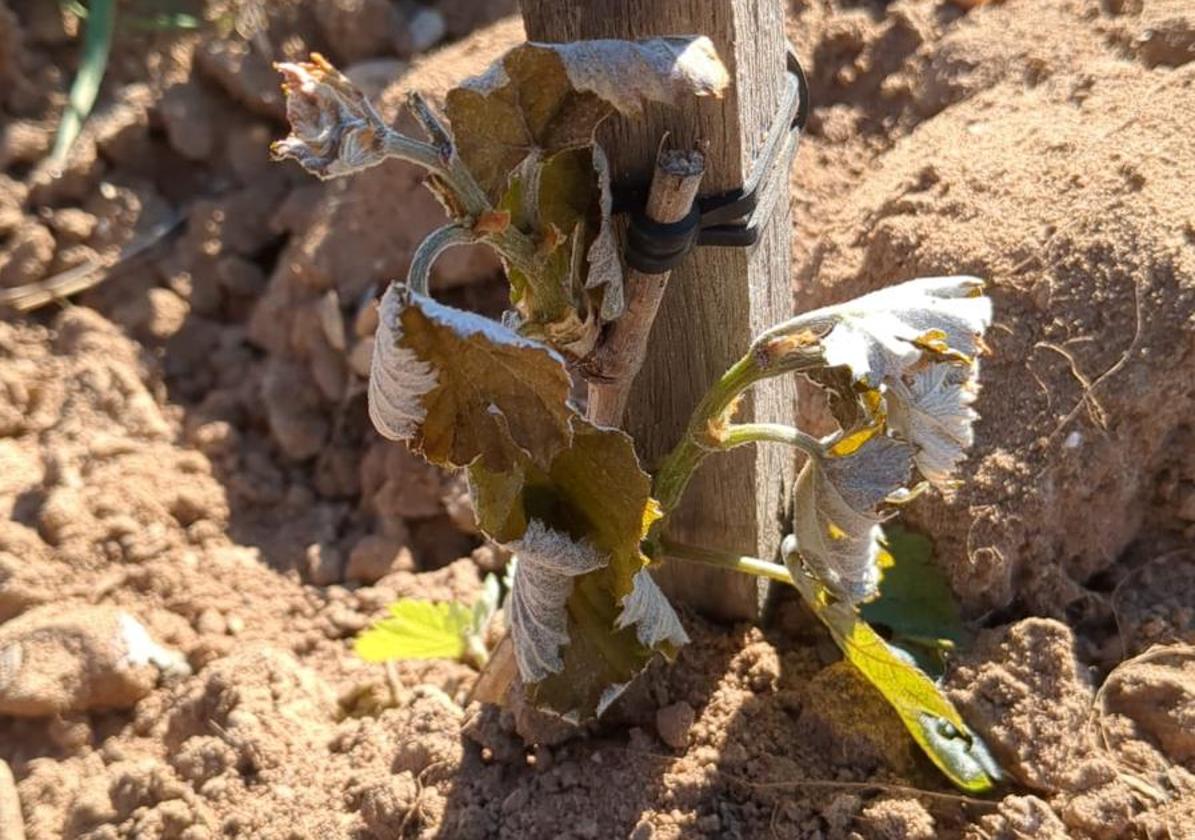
762,276,991,387
446,38,729,202
368,285,437,442
506,519,608,684
886,361,982,489
272,53,389,180
788,431,914,603
616,569,689,650
368,284,573,471
759,275,991,487
586,145,624,322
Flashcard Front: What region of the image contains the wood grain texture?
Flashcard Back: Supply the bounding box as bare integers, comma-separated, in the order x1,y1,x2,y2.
521,0,796,620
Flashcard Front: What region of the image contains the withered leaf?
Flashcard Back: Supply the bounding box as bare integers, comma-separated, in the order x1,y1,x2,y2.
468,418,682,719
368,285,573,471
445,37,729,202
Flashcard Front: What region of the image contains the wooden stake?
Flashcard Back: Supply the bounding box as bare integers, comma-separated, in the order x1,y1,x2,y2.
522,0,796,621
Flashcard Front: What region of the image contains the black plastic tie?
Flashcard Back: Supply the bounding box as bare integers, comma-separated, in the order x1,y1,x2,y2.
620,47,810,275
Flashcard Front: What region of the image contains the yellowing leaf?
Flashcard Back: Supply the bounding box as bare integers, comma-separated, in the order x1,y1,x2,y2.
445,38,729,202
354,600,472,663
782,535,1001,793
368,285,573,471
469,418,683,719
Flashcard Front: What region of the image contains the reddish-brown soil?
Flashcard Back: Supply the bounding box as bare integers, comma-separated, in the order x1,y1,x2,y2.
1,0,1193,837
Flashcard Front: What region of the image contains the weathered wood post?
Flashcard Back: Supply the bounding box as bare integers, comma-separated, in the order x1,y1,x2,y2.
520,1,796,620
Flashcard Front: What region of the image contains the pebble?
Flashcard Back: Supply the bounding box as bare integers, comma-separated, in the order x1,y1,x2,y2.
655,701,696,750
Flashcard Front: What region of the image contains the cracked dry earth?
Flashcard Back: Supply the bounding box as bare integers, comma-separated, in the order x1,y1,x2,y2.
1,0,1195,837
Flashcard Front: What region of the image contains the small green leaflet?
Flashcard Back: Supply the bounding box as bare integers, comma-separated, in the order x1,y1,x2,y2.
355,574,501,667
355,600,473,663
51,0,117,168
783,535,1001,793
861,526,968,675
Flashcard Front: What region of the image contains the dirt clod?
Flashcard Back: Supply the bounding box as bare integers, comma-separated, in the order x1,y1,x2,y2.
0,607,187,716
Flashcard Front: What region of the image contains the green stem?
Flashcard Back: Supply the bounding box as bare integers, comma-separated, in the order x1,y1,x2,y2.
408,224,477,296
660,538,794,587
651,352,766,516
721,423,823,458
379,126,447,177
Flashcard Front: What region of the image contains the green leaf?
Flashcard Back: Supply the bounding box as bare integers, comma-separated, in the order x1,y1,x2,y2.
354,600,473,663
368,285,574,472
470,418,684,719
861,525,967,674
51,0,117,168
783,536,1002,794
445,38,729,203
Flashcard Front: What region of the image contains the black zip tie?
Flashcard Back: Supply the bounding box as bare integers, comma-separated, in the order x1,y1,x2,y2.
617,47,810,275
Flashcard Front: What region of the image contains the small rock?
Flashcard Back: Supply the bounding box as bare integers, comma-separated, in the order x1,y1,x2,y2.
0,221,55,288
159,82,216,161
305,543,346,586
195,608,227,636
0,758,24,840
317,0,401,64
656,701,696,750
346,534,415,584
46,207,97,243
395,7,446,57
0,606,189,716
859,798,935,840
354,297,380,338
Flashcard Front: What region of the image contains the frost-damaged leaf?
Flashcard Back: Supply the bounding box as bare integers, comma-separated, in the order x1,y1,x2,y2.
469,419,683,719
355,600,472,663
272,53,389,179
767,276,991,489
782,535,1002,794
506,520,608,683
789,429,914,604
368,284,573,471
498,146,622,356
887,362,982,490
445,37,729,201
616,569,689,650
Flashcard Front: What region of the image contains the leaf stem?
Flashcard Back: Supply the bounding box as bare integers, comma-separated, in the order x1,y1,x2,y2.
720,423,823,458
650,340,823,522
651,352,765,516
660,538,794,586
407,224,478,295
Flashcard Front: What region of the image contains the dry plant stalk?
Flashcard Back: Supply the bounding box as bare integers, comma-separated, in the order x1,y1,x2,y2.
586,149,706,427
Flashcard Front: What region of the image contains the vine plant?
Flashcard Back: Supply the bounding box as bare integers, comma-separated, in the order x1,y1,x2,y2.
273,38,1001,793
